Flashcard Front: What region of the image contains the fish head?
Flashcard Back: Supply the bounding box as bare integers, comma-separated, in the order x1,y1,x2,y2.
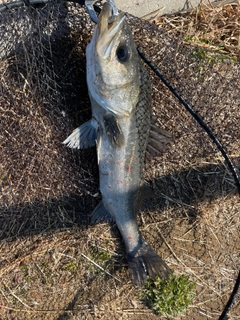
86,2,141,117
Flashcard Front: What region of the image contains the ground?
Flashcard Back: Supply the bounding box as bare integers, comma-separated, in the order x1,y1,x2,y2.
0,2,239,320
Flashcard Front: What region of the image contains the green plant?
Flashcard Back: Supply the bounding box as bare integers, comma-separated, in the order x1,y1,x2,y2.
90,240,111,264
1,173,7,180
191,48,237,64
140,273,196,317
64,262,78,271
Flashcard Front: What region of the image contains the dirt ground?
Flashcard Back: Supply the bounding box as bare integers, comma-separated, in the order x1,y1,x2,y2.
0,2,239,320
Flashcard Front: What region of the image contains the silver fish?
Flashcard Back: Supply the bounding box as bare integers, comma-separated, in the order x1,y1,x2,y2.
64,2,171,285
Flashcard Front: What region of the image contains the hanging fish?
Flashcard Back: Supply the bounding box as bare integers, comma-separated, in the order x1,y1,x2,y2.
64,1,172,285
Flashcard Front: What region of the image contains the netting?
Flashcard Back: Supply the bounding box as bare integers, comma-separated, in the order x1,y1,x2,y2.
0,1,239,319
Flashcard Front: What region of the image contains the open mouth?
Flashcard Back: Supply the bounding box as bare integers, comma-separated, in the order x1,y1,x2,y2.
96,2,125,58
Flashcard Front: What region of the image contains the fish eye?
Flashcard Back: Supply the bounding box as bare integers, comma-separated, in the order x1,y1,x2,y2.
116,45,129,63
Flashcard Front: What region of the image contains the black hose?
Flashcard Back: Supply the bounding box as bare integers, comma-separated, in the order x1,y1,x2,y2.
137,46,240,320
137,47,240,194
218,270,240,319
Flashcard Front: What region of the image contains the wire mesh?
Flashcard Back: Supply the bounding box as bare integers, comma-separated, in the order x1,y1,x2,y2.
0,1,239,319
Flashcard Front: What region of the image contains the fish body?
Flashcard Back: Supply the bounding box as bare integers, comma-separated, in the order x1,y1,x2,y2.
64,2,170,285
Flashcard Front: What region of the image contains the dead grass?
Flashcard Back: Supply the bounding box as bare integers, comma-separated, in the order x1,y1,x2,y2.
150,1,240,63
0,2,239,320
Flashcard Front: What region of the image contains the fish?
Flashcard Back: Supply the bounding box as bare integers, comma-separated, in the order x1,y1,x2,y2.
64,1,172,285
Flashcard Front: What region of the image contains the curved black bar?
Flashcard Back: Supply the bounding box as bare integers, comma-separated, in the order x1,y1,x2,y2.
137,46,240,194
137,46,240,320
218,270,240,320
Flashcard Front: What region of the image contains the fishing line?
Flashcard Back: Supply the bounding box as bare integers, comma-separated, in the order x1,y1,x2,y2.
0,0,239,318
137,46,240,320
137,47,240,195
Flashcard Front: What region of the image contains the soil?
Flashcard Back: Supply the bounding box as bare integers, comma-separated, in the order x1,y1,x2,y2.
0,2,239,320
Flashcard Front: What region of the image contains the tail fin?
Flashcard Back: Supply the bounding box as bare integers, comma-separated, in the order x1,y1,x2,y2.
127,241,171,286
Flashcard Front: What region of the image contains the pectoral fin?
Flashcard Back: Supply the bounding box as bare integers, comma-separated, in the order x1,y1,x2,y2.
63,118,98,149
146,124,172,158
103,113,124,149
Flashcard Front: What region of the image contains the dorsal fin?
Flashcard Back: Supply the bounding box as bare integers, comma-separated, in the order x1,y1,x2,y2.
146,124,173,158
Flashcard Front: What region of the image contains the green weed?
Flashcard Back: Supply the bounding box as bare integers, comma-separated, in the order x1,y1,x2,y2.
64,262,78,272
140,273,196,317
90,240,111,264
191,48,237,64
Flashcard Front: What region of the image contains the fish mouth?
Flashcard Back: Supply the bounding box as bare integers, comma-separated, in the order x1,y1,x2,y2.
96,2,125,59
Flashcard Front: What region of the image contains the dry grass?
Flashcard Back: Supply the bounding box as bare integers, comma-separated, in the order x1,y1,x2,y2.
150,1,240,63
0,2,240,320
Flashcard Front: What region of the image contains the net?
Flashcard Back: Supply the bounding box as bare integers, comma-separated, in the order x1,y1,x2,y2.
0,1,239,319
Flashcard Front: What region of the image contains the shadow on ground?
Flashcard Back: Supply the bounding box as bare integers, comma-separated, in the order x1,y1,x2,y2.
1,160,239,240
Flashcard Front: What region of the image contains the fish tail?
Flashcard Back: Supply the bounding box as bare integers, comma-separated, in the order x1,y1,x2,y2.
127,240,171,286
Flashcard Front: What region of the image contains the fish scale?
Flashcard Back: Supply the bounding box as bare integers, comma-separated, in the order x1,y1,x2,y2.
135,65,152,177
